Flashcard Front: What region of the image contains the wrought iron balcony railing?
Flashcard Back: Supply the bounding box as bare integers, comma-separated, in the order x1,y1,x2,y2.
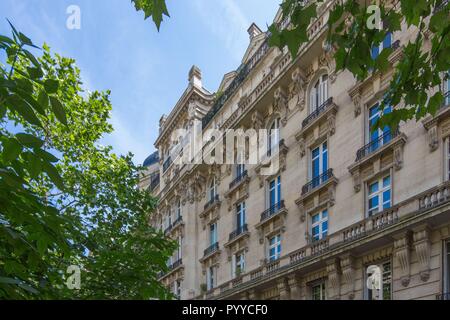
442,90,450,108
302,169,334,195
302,97,333,128
229,224,248,241
260,200,286,222
204,194,220,211
203,242,219,257
163,156,172,173
229,170,248,189
356,129,399,161
158,258,182,278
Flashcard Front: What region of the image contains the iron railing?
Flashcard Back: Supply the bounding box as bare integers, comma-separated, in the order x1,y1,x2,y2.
302,97,333,128
204,194,220,211
158,258,182,278
202,36,270,129
356,129,399,161
229,170,248,189
229,224,248,241
302,168,334,195
204,242,219,257
260,200,286,222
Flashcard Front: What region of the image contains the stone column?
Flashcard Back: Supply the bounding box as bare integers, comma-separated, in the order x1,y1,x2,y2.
277,277,290,300
287,274,302,299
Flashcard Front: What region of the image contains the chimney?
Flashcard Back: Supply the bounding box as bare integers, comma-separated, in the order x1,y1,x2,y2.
188,65,202,88
247,23,262,40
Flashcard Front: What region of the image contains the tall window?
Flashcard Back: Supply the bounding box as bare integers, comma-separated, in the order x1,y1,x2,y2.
368,103,392,151
368,175,391,216
311,142,328,186
236,202,246,229
176,236,182,260
311,209,328,241
232,252,245,278
447,138,450,181
371,32,392,59
176,199,182,219
209,223,217,245
310,74,329,112
207,266,215,290
268,176,282,209
311,281,326,300
365,261,392,300
174,280,181,299
268,234,281,261
268,118,281,155
236,163,245,177
209,177,217,201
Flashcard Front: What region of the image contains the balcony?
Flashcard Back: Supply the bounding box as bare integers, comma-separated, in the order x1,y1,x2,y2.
164,215,183,235
302,169,335,195
225,224,250,248
158,258,183,280
302,97,334,128
203,194,220,211
295,99,338,157
229,170,248,190
202,242,220,260
149,174,160,191
356,129,399,161
260,200,287,223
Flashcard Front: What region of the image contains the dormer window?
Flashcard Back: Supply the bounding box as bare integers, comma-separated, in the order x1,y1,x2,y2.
309,74,329,113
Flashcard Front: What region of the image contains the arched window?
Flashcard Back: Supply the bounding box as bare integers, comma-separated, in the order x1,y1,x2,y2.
309,74,329,113
268,117,281,155
209,177,216,201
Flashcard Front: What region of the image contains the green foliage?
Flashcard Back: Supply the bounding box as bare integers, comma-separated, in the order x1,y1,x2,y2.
1,24,176,299
131,0,170,30
268,0,450,130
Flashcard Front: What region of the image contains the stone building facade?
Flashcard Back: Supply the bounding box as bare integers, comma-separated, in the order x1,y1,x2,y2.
146,1,450,300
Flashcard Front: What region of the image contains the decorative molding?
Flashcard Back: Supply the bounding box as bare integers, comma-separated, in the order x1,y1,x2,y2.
413,225,431,282
289,67,306,111
393,231,411,287
340,254,356,300
273,86,289,126
326,258,341,299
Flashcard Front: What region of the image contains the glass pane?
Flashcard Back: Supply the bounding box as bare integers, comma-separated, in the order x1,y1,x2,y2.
322,210,328,218
383,176,391,188
369,196,379,210
312,214,320,224
383,32,392,49
312,225,319,237
322,221,328,235
369,181,379,194
383,190,391,209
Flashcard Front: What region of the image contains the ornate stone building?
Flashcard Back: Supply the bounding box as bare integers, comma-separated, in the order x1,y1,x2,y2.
145,1,450,300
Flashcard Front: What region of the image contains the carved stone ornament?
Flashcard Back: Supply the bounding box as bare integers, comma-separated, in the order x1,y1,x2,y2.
413,225,431,282
394,232,411,287
273,87,289,126
289,68,306,111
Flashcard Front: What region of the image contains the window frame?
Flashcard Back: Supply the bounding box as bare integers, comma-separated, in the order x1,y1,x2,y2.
207,266,216,291
367,174,392,217
236,201,246,229
309,74,329,113
311,281,327,300
367,102,392,146
311,209,329,242
371,32,392,59
268,176,282,209
209,177,217,201
268,117,281,155
209,222,217,246
310,141,328,180
268,234,282,262
232,251,245,278
364,260,392,300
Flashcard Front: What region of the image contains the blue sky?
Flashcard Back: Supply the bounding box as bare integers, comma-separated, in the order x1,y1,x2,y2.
0,0,280,164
